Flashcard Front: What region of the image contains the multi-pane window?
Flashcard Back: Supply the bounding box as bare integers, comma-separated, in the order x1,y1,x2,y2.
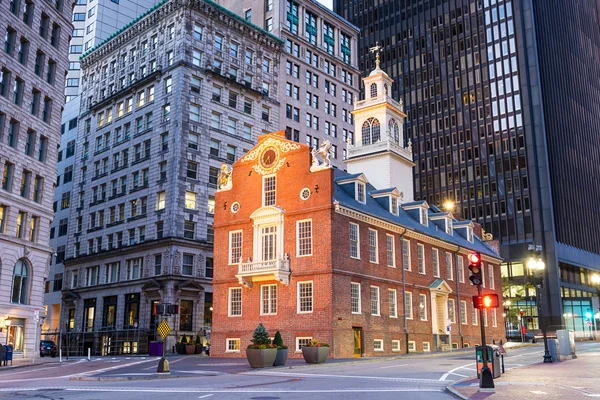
432,248,440,277
340,32,351,64
386,234,395,267
297,220,312,256
374,339,383,352
261,284,277,315
286,0,298,34
182,254,193,276
351,282,361,314
402,239,411,270
460,301,468,325
154,254,162,276
106,262,120,283
419,294,427,321
472,305,478,326
405,291,413,319
448,298,456,323
392,340,401,352
446,252,454,280
458,257,465,283
184,220,195,239
260,226,276,261
389,289,397,318
297,281,313,313
263,175,276,206
229,230,242,264
304,11,317,45
226,338,240,352
417,244,425,274
368,229,378,263
349,222,359,258
185,191,196,209
229,287,242,316
370,286,380,316
356,182,365,203
492,308,497,327
488,264,495,289
126,258,141,280
323,22,335,55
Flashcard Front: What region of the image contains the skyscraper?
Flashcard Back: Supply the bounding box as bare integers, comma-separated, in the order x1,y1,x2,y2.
334,0,600,331
0,0,72,357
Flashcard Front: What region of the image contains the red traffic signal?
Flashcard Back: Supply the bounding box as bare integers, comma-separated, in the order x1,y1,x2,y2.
473,294,499,309
468,251,482,286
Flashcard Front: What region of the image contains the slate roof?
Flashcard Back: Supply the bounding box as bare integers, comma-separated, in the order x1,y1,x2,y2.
332,169,500,259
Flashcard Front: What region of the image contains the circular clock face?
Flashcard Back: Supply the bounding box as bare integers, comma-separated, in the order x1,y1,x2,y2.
260,148,277,169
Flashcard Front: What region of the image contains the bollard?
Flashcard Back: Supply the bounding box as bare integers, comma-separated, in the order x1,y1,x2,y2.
59,349,62,363
87,348,91,361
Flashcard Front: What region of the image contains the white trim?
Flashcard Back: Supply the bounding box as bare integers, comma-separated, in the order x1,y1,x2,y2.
368,228,379,264
374,339,384,352
408,341,416,352
488,264,495,289
445,252,454,281
458,256,465,283
225,338,241,353
405,291,413,320
448,298,456,324
260,284,277,315
417,243,425,274
295,336,312,352
391,340,401,352
389,288,397,318
423,342,431,352
228,287,242,317
460,300,468,325
349,222,360,259
386,233,396,267
228,230,243,265
262,174,277,207
296,219,313,257
402,239,411,271
419,293,428,321
297,281,313,314
370,285,380,316
351,282,361,314
432,248,440,278
356,181,366,204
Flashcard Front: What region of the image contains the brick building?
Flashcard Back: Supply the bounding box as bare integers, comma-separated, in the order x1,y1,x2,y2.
212,63,504,358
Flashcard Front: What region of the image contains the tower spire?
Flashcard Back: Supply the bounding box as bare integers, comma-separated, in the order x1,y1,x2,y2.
369,42,382,70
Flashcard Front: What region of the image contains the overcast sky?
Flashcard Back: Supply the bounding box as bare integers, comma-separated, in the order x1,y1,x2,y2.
318,0,333,10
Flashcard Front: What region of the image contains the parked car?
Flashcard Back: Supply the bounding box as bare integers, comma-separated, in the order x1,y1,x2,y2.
40,340,57,357
505,329,535,343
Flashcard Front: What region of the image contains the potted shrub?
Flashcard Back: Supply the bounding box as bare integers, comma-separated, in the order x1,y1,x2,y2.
301,339,330,364
194,335,204,354
246,323,277,368
175,335,187,354
272,330,288,366
181,334,195,355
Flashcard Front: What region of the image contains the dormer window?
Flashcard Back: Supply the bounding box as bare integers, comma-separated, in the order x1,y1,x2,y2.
420,208,428,226
263,175,276,206
356,182,365,203
390,196,398,215
466,226,473,243
445,219,453,235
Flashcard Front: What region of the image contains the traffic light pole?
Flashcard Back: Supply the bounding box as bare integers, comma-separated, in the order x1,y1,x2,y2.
478,285,495,390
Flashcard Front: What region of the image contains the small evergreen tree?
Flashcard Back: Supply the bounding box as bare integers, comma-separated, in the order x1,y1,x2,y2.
195,335,202,345
251,323,270,346
273,330,284,348
181,334,188,344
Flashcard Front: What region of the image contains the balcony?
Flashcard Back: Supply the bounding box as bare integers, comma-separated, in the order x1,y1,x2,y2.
235,258,290,288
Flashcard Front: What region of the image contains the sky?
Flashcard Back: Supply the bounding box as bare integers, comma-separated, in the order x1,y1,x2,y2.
318,0,333,10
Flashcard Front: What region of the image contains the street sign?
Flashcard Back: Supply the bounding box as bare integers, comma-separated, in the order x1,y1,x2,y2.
587,321,593,326
157,319,171,339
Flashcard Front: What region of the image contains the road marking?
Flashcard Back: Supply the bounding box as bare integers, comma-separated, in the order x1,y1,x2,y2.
0,388,444,394
530,390,548,395
242,370,447,385
378,363,409,369
0,366,57,376
439,362,473,381
198,395,213,399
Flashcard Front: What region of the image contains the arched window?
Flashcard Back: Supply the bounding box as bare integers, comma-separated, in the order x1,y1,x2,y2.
362,118,381,145
370,83,378,98
11,259,29,304
389,119,400,144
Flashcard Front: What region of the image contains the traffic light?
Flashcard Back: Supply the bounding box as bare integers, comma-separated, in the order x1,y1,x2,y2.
472,294,499,309
468,251,483,286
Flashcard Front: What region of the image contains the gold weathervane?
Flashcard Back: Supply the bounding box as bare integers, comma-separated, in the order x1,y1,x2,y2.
369,41,382,69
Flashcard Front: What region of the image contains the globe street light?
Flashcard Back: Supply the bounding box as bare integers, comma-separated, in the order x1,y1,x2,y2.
527,254,552,363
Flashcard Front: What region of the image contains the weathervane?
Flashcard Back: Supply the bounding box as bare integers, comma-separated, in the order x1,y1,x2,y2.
369,41,382,69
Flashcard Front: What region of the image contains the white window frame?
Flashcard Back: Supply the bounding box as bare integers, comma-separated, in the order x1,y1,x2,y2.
420,207,428,226
492,308,497,327
460,300,468,325
349,222,360,259
423,342,431,352
405,291,413,319
226,338,240,352
419,293,428,321
386,234,395,267
402,239,411,271
391,340,401,352
260,284,277,315
296,337,313,352
408,341,416,352
296,219,312,257
488,264,495,289
373,339,384,352
351,282,361,314
432,248,440,277
297,281,313,314
446,252,454,281
370,286,380,316
458,256,465,283
228,287,242,317
356,182,366,203
368,228,378,263
417,243,425,274
448,298,456,324
228,230,242,265
390,195,399,215
481,263,486,287
472,305,478,326
389,289,397,318
262,174,276,207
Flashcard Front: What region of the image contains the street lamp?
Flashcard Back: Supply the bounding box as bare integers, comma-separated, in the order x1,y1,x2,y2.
527,251,552,363
443,200,455,212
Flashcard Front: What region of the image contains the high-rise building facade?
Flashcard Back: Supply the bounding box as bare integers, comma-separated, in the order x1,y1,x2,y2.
221,0,360,167
44,0,158,342
0,0,72,357
334,0,600,333
60,0,282,355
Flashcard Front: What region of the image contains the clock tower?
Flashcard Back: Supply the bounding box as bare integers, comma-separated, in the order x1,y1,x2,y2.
346,47,415,203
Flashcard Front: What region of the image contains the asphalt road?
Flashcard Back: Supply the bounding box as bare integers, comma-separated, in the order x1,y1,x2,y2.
1,343,597,400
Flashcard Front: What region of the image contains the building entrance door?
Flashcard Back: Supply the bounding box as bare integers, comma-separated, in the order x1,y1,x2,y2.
353,327,362,357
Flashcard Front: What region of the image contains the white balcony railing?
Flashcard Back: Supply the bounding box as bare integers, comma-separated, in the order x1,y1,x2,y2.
235,258,291,288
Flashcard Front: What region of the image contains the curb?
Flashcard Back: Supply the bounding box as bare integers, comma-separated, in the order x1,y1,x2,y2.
446,376,475,400
70,371,221,381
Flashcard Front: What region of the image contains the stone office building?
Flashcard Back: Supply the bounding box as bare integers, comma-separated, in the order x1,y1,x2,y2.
0,0,72,357
61,0,282,355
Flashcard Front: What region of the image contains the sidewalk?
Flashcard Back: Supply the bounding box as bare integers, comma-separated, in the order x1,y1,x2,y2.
449,350,600,399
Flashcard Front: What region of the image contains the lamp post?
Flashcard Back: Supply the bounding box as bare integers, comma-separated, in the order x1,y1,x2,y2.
503,300,511,339
4,317,11,345
527,248,552,363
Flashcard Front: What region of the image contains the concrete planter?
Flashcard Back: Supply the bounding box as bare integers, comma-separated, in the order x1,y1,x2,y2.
185,345,195,354
194,345,204,354
301,346,329,364
246,348,277,368
273,348,288,366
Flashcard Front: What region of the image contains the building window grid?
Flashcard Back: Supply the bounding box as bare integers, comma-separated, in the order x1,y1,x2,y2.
370,286,380,316
349,222,359,259
389,289,397,318
229,287,242,316
351,282,361,314
368,228,378,263
386,234,395,267
297,220,312,256
417,243,425,274
297,281,313,313
261,284,277,315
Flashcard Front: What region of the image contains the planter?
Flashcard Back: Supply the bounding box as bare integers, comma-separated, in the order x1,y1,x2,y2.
246,348,277,368
301,346,329,364
185,345,195,354
175,343,187,355
194,345,204,354
273,348,288,366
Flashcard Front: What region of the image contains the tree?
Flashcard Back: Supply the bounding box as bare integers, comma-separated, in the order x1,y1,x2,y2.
251,323,270,346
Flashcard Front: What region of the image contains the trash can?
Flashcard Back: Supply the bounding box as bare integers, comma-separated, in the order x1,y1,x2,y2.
149,341,163,356
476,345,501,378
0,345,4,366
